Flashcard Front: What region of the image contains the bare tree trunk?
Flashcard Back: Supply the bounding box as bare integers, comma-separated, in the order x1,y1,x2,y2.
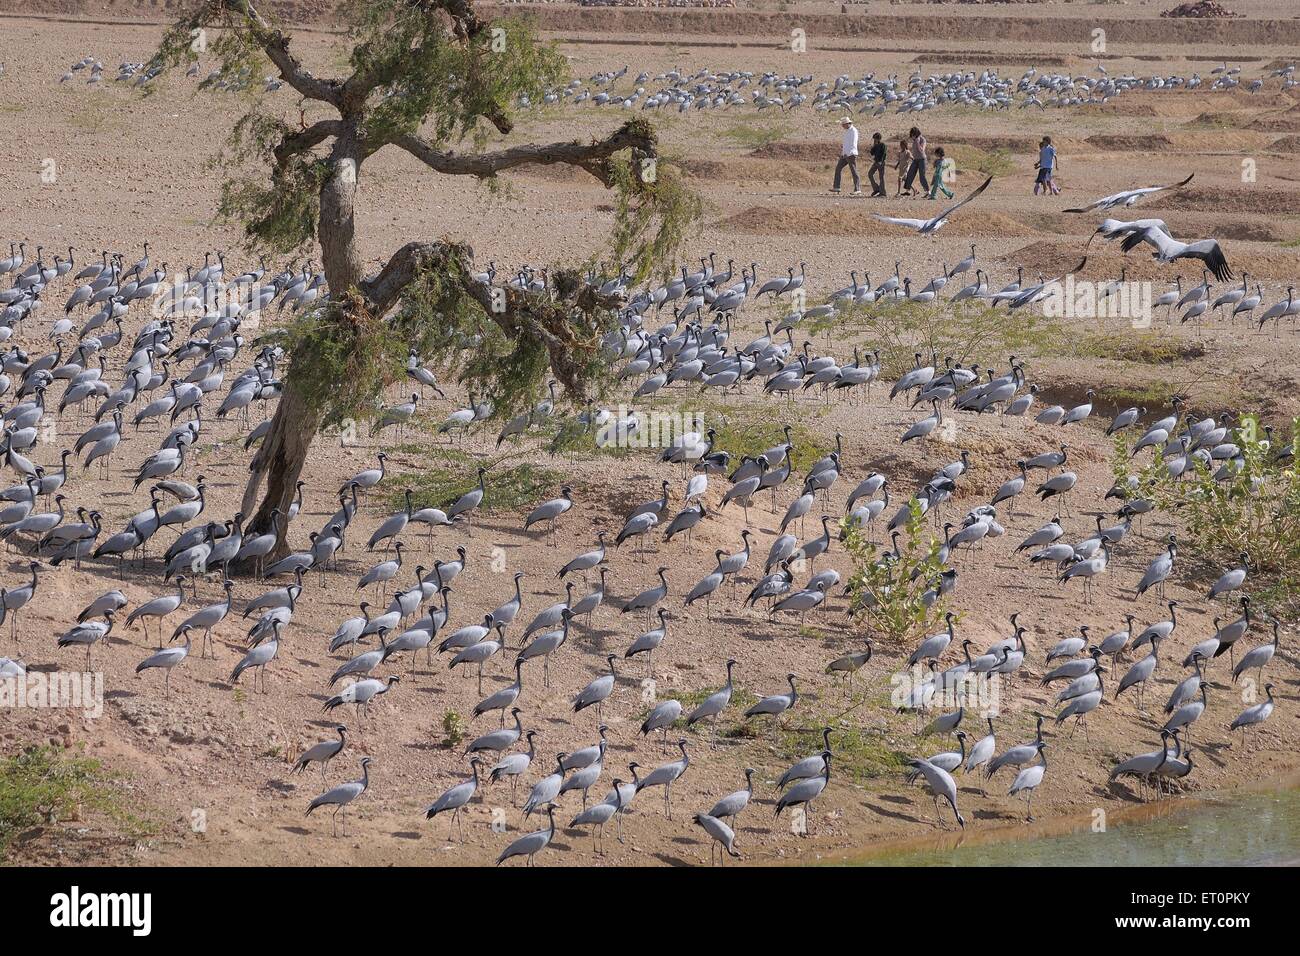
240,144,364,564
241,381,319,550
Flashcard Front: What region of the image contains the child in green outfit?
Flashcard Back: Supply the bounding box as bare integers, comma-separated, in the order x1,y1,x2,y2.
928,147,954,200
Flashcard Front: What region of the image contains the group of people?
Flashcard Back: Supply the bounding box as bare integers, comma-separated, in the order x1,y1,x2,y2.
831,119,1060,199
831,120,953,200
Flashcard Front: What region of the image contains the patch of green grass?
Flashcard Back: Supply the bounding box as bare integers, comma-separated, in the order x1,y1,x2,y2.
1075,332,1206,365
0,745,152,860
387,461,566,516
67,101,120,134
1100,382,1177,409
717,117,793,151
709,415,828,476
948,144,1017,177
802,298,1063,377
542,418,636,459
1281,237,1300,248
777,722,910,784
637,686,763,740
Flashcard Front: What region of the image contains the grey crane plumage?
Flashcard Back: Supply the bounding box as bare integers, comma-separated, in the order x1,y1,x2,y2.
306,757,372,837
573,655,618,718
467,707,524,755
571,777,625,854
489,729,538,804
323,674,400,719
686,658,736,745
906,755,964,828
1230,684,1274,749
1233,618,1279,685
695,812,741,863
495,803,557,866
635,738,690,818
292,724,347,782
425,757,482,840
134,627,191,696
1007,742,1048,820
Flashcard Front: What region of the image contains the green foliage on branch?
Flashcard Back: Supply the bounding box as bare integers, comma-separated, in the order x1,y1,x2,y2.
607,144,704,284
843,498,950,647
146,0,701,436
1109,415,1300,615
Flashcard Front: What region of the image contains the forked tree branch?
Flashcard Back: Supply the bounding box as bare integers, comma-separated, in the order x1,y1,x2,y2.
360,240,619,399
273,120,345,166
391,119,656,187
222,0,343,106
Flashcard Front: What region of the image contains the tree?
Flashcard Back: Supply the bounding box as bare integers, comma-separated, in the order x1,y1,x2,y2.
150,0,698,561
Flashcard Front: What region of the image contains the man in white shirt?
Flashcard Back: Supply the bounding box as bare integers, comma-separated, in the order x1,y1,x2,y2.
831,117,861,195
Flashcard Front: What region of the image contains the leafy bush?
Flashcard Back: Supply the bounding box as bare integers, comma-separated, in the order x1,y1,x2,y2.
442,710,466,748
1109,415,1300,614
843,499,951,646
387,461,566,516
0,745,112,859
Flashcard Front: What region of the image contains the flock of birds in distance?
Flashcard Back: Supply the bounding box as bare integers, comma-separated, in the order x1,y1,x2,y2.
0,49,1291,866
518,62,1299,114
55,52,1297,113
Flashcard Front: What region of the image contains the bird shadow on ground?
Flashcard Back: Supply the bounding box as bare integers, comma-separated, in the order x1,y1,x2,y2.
104,689,137,700
391,831,422,840
402,740,444,752
266,779,296,794
1193,739,1231,769
280,826,311,836
651,852,693,867
862,798,926,826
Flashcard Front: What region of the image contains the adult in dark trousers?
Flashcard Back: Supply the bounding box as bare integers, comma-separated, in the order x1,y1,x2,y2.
867,131,888,197
831,116,861,195
902,126,929,196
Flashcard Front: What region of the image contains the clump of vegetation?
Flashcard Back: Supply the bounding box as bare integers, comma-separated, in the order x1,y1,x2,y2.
641,686,761,740
777,722,909,783
948,144,1016,177
1109,416,1300,615
442,710,466,748
0,745,123,859
146,0,701,558
707,414,827,476
717,117,794,151
843,499,951,647
1077,332,1206,365
388,461,566,516
813,300,1062,378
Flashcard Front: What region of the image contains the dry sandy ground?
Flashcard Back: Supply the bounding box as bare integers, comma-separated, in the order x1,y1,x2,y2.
0,7,1297,867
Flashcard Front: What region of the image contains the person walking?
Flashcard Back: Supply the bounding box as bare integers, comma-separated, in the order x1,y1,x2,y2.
903,126,929,196
867,131,888,197
928,146,955,200
831,117,861,195
894,135,912,196
1035,135,1060,195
